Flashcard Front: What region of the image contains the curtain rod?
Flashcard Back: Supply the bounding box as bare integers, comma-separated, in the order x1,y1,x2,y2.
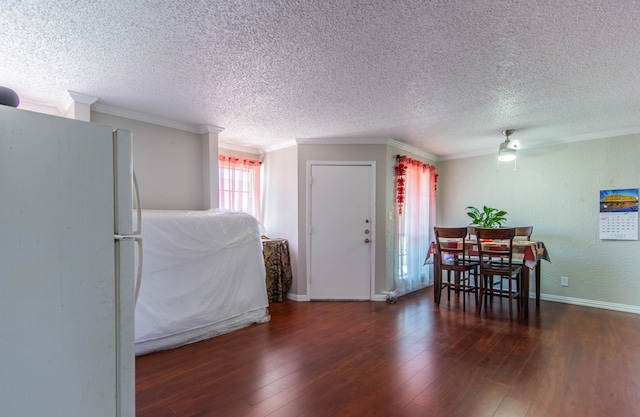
219,154,262,165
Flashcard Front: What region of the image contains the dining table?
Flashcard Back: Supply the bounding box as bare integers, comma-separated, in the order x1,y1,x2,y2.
425,238,551,319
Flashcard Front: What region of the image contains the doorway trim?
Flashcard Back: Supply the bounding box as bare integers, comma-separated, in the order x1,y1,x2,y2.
306,161,376,300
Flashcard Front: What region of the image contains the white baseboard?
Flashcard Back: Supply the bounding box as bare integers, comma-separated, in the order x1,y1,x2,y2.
287,291,640,314
531,292,640,315
285,293,389,302
286,293,310,302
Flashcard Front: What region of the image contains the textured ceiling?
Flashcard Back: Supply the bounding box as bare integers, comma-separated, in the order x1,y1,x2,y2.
2,0,640,158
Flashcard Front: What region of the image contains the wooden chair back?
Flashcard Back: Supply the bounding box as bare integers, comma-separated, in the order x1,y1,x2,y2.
475,227,516,266
466,226,477,239
434,226,471,264
475,227,522,317
514,226,533,240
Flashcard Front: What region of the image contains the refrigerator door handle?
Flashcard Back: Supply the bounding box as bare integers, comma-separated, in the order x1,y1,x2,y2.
132,168,141,236
115,235,143,304
114,129,140,236
133,236,143,304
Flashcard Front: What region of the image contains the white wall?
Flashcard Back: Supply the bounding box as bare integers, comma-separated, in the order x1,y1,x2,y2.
436,134,640,311
261,142,435,299
261,145,299,293
91,112,204,210
294,143,390,297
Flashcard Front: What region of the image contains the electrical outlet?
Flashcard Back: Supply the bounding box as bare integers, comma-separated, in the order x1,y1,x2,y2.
561,276,569,287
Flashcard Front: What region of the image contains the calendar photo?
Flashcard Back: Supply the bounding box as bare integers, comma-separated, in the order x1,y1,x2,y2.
599,188,638,240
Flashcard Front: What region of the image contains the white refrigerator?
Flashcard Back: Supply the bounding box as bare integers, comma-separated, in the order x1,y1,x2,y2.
0,105,142,416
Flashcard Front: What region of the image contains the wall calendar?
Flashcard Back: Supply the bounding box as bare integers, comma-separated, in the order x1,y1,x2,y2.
599,188,639,240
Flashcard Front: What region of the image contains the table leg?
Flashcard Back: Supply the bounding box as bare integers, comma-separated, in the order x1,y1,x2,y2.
434,256,441,305
521,267,530,319
536,260,541,307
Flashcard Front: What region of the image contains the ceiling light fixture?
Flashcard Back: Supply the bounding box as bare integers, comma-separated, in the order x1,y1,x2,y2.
497,129,517,171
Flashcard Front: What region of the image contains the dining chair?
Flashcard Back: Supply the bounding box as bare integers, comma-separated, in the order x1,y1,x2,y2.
433,227,480,312
514,226,533,240
490,225,533,291
466,226,477,239
475,227,523,318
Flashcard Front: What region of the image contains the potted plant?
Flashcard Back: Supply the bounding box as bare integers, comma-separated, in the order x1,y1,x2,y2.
465,205,508,228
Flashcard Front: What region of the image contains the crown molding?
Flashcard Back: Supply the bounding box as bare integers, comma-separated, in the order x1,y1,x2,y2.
198,124,225,135
438,127,640,161
218,141,264,155
18,100,63,116
58,90,98,115
296,137,390,146
538,127,640,146
386,138,438,161
67,90,99,105
437,147,495,161
261,139,298,153
18,96,640,161
293,137,438,161
91,103,206,134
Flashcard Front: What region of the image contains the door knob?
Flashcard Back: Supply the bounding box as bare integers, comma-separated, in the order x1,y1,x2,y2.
364,238,370,243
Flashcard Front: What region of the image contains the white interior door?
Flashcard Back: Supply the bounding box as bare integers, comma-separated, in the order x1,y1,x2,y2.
309,163,374,299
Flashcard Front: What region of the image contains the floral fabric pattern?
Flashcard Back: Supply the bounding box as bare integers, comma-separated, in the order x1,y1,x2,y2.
262,238,293,302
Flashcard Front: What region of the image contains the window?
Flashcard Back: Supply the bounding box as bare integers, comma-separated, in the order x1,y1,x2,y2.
394,156,437,295
218,155,261,220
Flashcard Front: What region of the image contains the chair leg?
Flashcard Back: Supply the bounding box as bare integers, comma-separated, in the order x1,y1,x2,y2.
436,274,441,307
516,276,521,313
489,275,495,304
484,276,489,304
471,270,477,307
518,273,523,312
462,271,466,312
507,275,513,318
476,273,484,315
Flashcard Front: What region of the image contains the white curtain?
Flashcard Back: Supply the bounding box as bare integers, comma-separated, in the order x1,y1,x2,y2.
394,156,437,295
218,155,261,221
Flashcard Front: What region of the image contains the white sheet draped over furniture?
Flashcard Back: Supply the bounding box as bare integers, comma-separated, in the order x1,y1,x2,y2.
135,209,269,355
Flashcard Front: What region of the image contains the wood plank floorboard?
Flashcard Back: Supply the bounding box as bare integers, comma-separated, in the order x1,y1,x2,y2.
136,287,640,416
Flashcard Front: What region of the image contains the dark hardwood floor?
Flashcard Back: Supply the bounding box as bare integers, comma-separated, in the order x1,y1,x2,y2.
136,287,640,416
